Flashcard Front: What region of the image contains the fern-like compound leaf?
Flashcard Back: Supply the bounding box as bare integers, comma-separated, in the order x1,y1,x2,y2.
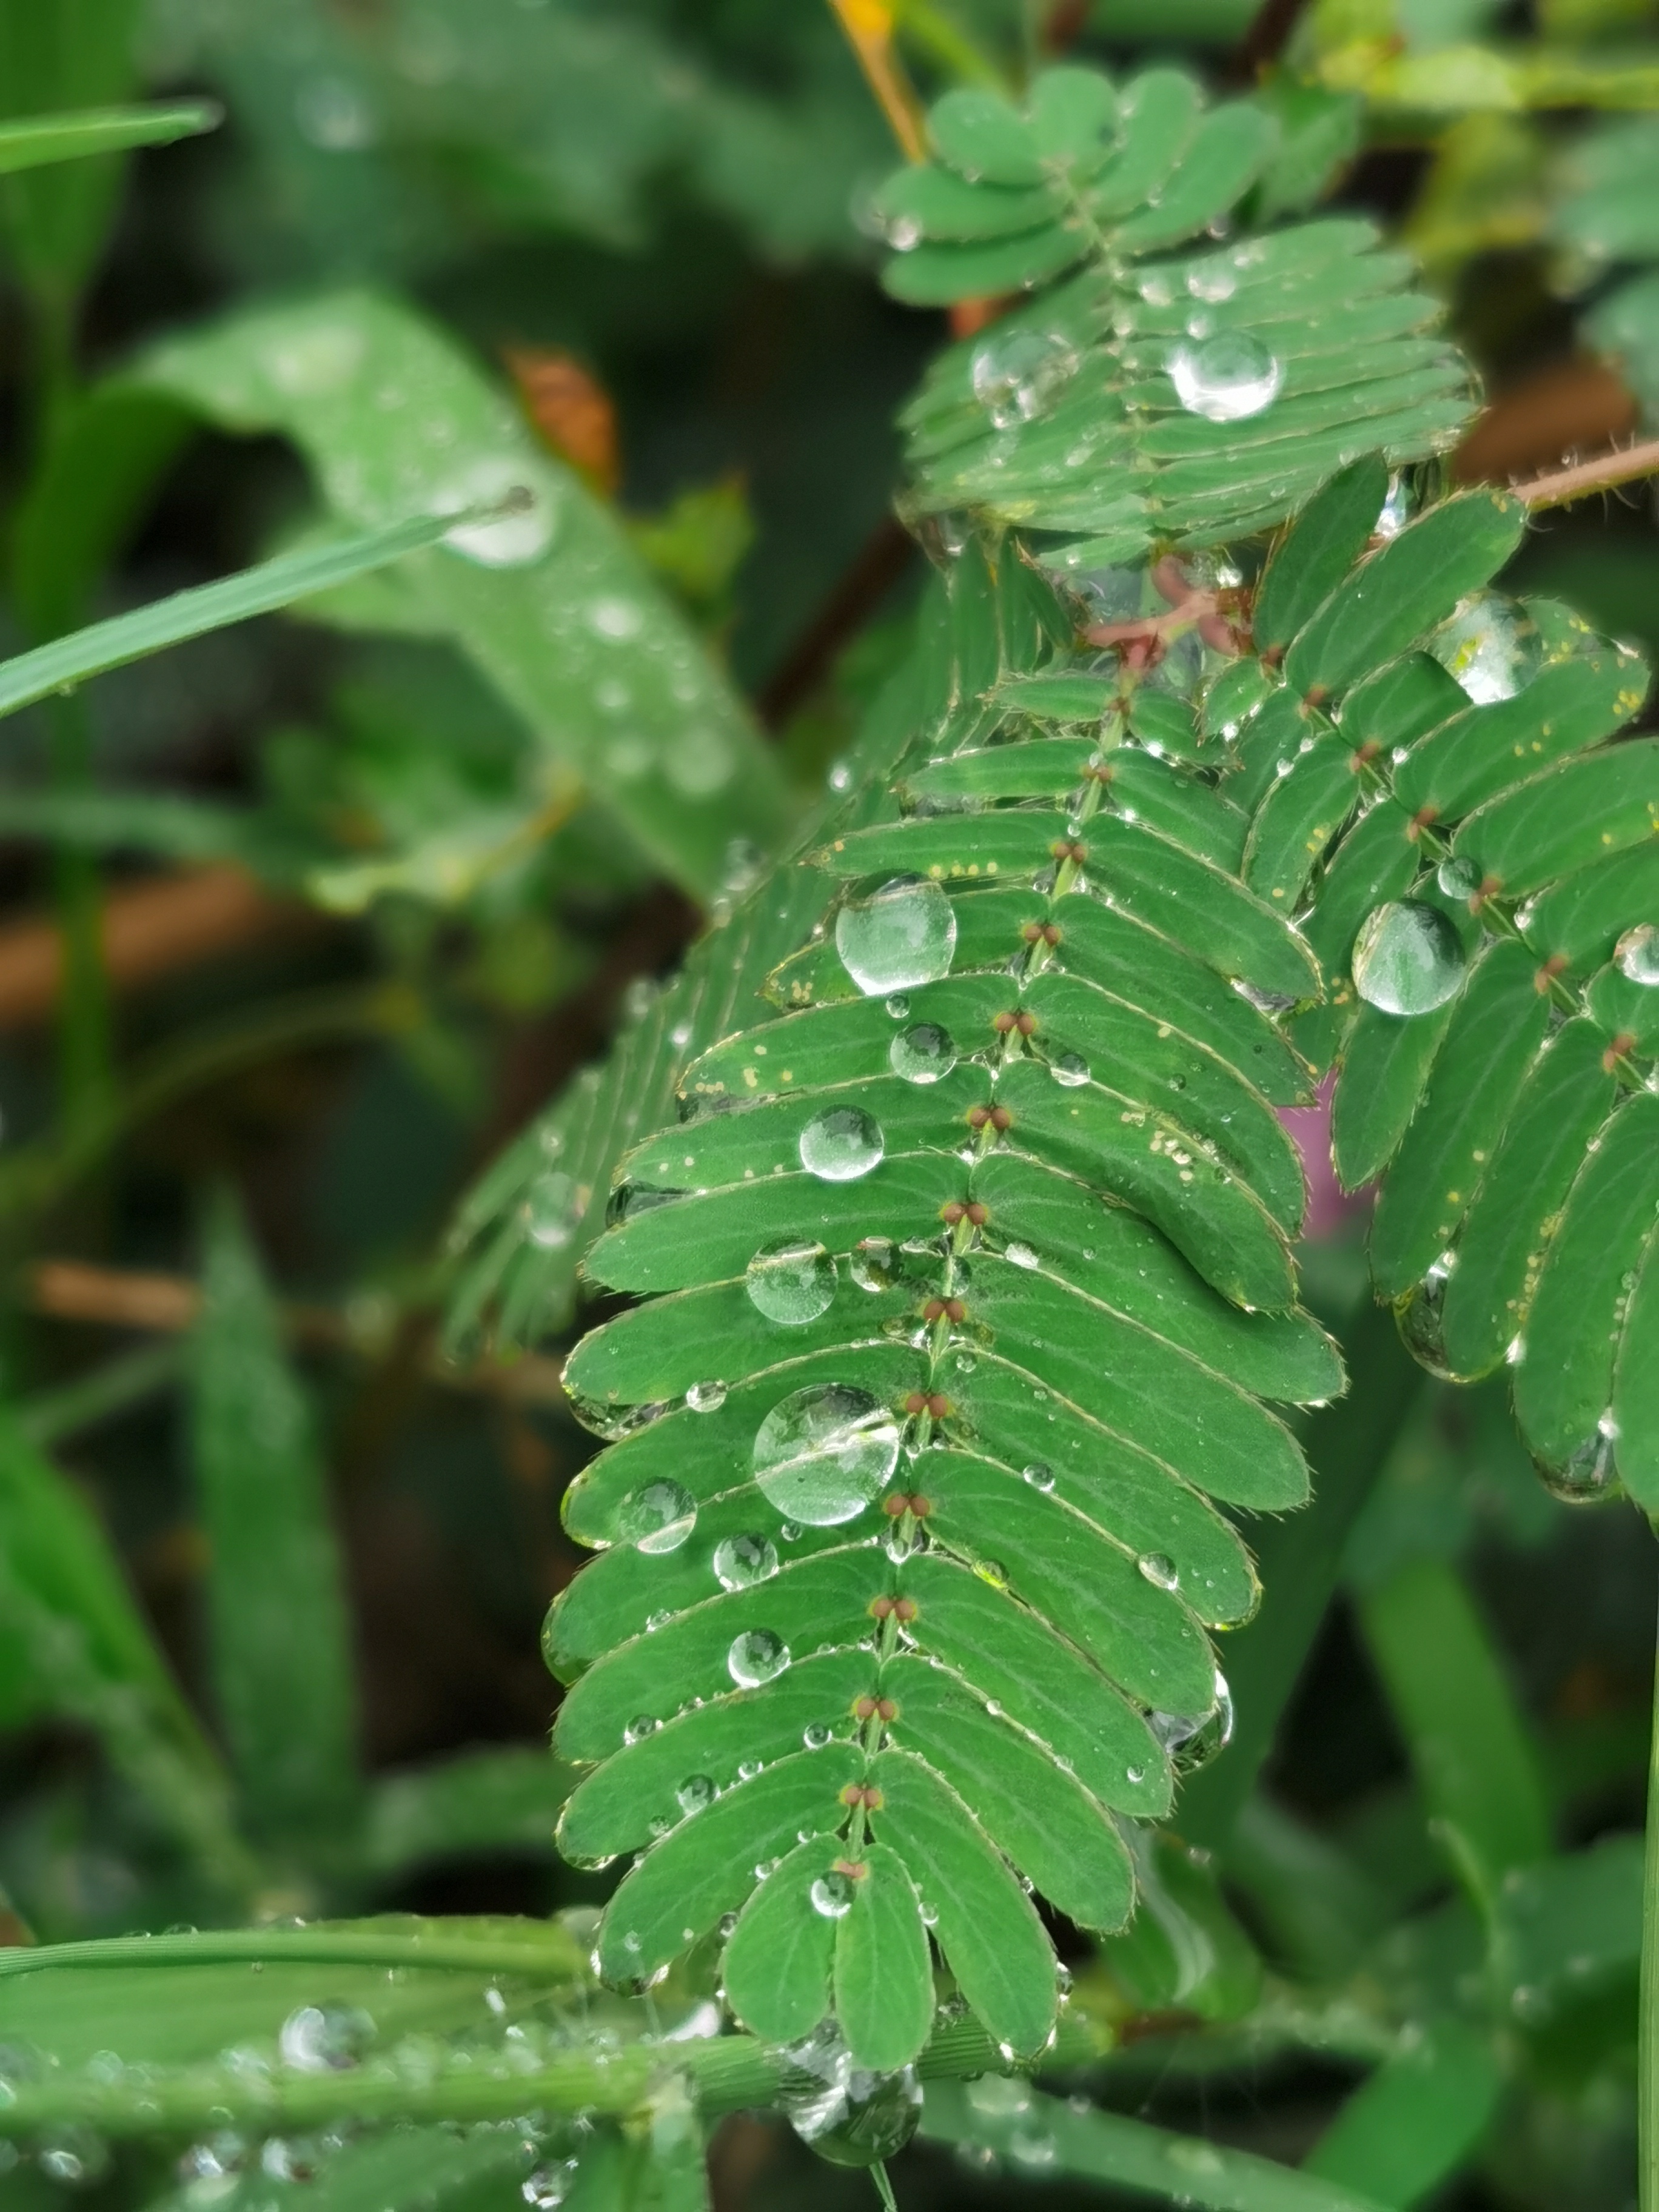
879,66,1475,569
548,540,1343,2068
1221,466,1659,1510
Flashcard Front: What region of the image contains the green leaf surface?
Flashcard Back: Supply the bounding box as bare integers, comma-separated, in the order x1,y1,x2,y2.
834,1842,934,2073
1452,739,1659,896
1253,457,1390,656
0,99,219,176
1304,2020,1503,2209
189,1187,360,1848
1332,999,1458,1193
136,293,789,899
722,1834,839,2046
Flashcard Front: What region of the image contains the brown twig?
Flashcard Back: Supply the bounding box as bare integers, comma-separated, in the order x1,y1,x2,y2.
1510,434,1659,512
1227,0,1313,81
826,0,927,162
1453,356,1637,486
24,1258,566,1408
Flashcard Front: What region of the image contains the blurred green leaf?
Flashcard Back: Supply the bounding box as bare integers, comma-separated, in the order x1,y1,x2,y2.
0,0,139,307
0,99,219,179
362,1750,574,1880
188,1186,360,1854
0,1412,255,1895
1303,2019,1503,2208
1356,1555,1551,1900
135,293,793,901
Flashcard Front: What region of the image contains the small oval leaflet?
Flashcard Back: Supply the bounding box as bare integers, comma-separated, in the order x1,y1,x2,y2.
834,874,957,996
799,1105,885,1182
618,1479,697,1554
713,1532,780,1590
1168,332,1282,424
970,327,1080,429
728,1628,791,1688
890,1021,957,1084
752,1381,902,1524
746,1238,837,1324
1352,899,1467,1016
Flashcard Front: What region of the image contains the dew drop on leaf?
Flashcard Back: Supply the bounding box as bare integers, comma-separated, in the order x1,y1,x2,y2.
618,1479,697,1553
803,1721,834,1749
809,1871,857,1919
1138,1552,1179,1592
781,2022,923,2169
1022,1463,1055,1492
278,2005,375,2073
834,875,956,995
885,994,910,1020
746,1238,837,1324
1436,855,1481,903
686,1379,727,1412
1430,592,1542,705
1616,925,1659,986
799,1106,885,1182
890,1022,957,1084
521,2159,578,2209
1050,1051,1090,1087
1168,332,1282,423
970,328,1081,428
624,1714,661,1745
676,1775,716,1815
727,1629,791,1687
1538,1416,1620,1503
521,1168,580,1250
1352,900,1466,1016
1005,1241,1041,1270
851,1237,902,1292
752,1382,900,1523
712,1533,780,1590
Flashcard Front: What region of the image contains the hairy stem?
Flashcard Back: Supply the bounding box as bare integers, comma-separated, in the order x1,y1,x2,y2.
1512,434,1659,512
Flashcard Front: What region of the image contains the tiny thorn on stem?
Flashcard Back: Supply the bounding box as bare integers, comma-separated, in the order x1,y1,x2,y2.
1510,434,1659,512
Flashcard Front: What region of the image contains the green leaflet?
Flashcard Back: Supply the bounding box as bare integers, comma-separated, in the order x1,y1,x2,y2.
885,67,1472,563
133,291,790,902
1304,2019,1504,2209
1223,464,1659,1500
0,99,219,176
544,543,1330,2060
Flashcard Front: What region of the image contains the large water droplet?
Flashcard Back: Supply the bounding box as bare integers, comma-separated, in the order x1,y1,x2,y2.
713,1533,780,1590
618,1480,697,1553
1149,1670,1235,1774
522,1168,580,1250
799,1106,885,1182
781,2022,923,2170
727,1629,791,1688
746,1238,837,1324
1616,924,1659,986
752,1382,900,1524
1138,1552,1179,1592
1431,593,1543,705
677,1774,717,1815
278,2005,375,2073
835,876,956,995
1436,855,1481,904
1352,900,1467,1016
970,329,1081,429
435,455,557,567
1168,332,1282,423
1539,1416,1620,1503
809,1871,857,1920
1050,1051,1090,1087
890,1022,957,1084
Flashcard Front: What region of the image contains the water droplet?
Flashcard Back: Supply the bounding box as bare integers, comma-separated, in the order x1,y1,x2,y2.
1010,2127,1058,2170
712,1533,780,1590
686,1379,727,1413
36,2131,109,2189
521,1167,580,1249
1138,1552,1179,1592
1436,855,1481,903
828,757,854,794
1186,261,1237,303
1125,1762,1146,1785
739,1758,765,1781
435,455,557,566
1432,593,1543,705
1540,1415,1620,1503
803,1721,834,1749
1352,900,1467,1016
835,876,956,995
295,73,377,150
1149,1671,1235,1774
890,1022,957,1084
799,1106,885,1182
624,1714,661,1746
677,1775,717,1815
746,1238,837,1325
781,2022,923,2168
1617,924,1659,986
970,329,1081,428
728,1629,791,1687
1168,332,1282,423
521,2159,578,2209
752,1383,900,1524
618,1479,697,1554
1005,1240,1041,1270
278,2005,375,2073
1375,475,1411,539
1022,1463,1055,1492
810,1871,857,1919
1050,1051,1090,1087
851,1238,902,1292
885,993,911,1020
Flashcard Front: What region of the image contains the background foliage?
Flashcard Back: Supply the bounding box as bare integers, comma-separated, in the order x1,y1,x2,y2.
2,3,1659,2210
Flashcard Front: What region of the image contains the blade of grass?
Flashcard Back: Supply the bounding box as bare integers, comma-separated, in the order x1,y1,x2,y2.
0,99,220,178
